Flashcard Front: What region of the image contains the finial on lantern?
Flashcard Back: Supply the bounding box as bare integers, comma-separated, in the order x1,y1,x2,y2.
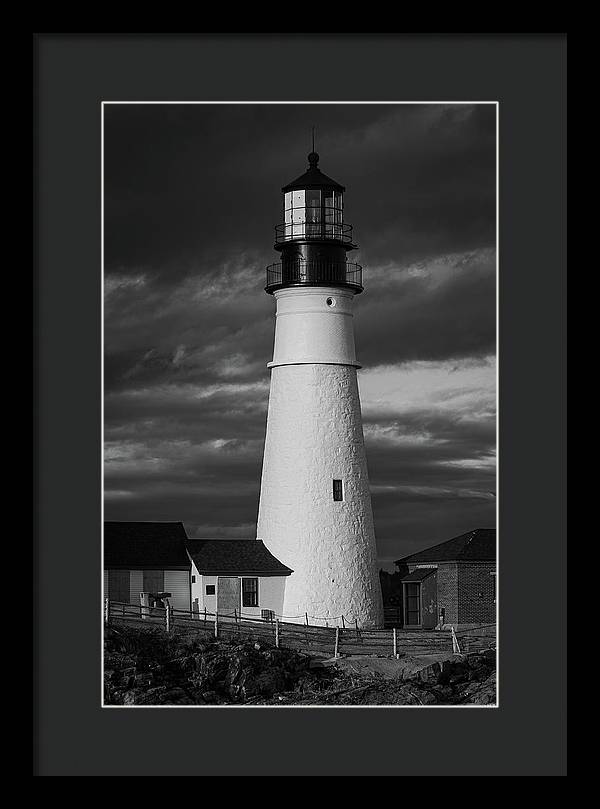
308,127,319,166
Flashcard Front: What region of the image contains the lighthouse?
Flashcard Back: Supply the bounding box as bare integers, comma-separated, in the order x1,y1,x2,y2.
256,149,384,628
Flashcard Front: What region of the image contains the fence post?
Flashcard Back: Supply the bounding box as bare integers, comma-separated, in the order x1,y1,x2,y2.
305,612,309,626
275,619,280,648
165,605,171,633
204,607,207,625
104,597,110,625
334,626,340,659
341,615,346,629
234,608,238,627
355,618,359,639
214,611,219,639
393,627,397,658
451,626,461,654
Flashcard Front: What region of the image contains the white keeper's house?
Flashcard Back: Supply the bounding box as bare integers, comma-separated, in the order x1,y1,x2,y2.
103,521,292,618
186,538,292,619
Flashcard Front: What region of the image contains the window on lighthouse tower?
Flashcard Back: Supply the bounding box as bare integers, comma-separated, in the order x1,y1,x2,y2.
333,479,344,501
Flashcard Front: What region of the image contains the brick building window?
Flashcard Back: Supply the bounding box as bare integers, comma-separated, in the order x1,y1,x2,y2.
333,479,343,501
242,577,259,607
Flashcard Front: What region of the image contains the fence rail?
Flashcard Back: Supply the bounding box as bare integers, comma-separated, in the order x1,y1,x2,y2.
104,600,496,659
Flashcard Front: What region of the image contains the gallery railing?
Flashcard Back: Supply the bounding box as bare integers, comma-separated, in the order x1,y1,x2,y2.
265,260,363,293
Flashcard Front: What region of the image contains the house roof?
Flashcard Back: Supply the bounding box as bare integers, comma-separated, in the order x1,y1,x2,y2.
401,568,437,582
186,539,293,577
395,528,496,566
104,522,190,569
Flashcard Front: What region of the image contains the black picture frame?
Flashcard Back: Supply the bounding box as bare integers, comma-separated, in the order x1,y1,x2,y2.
34,33,566,776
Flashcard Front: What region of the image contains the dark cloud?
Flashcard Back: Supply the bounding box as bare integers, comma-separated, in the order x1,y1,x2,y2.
104,103,496,567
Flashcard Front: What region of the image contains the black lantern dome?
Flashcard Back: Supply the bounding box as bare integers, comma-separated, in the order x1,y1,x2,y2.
265,152,363,294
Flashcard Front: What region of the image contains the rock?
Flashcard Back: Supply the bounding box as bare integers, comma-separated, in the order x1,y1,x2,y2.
415,662,443,683
463,672,496,705
159,687,194,705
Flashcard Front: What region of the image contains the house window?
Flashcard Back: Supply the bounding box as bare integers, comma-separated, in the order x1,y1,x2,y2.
205,584,215,596
333,479,343,501
242,577,259,607
191,575,196,583
404,582,421,626
143,570,164,594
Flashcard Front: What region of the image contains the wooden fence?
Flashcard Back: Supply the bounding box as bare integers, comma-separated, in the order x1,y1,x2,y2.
104,599,495,659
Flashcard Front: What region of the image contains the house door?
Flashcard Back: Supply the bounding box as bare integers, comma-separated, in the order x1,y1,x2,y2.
217,577,241,617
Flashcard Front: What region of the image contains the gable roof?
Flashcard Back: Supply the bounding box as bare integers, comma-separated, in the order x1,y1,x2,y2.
104,522,190,569
395,528,496,566
186,539,293,577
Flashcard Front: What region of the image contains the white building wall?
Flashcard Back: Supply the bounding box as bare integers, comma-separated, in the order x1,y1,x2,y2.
239,576,286,619
189,563,287,619
203,574,218,614
257,286,384,628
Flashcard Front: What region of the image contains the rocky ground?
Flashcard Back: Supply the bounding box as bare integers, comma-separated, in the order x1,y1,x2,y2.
104,624,496,706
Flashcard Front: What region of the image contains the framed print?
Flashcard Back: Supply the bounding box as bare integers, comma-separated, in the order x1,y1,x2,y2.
35,33,566,776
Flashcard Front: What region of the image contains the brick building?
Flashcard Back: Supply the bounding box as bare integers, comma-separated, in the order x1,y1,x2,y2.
394,528,496,629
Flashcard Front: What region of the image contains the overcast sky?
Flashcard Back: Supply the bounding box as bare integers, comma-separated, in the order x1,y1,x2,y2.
104,103,497,569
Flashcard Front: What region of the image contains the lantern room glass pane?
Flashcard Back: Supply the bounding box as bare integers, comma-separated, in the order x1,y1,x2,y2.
324,192,333,236
284,192,293,237
290,189,305,237
306,189,321,235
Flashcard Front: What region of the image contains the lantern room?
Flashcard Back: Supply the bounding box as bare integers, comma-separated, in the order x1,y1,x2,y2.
275,152,353,245
266,150,363,295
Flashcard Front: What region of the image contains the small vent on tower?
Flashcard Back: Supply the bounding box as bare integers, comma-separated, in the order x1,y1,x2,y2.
333,479,343,501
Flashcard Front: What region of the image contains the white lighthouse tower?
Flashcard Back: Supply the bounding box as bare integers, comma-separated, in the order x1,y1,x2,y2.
256,149,384,628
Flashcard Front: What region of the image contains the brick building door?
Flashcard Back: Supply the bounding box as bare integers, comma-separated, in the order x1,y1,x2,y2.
404,582,421,626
